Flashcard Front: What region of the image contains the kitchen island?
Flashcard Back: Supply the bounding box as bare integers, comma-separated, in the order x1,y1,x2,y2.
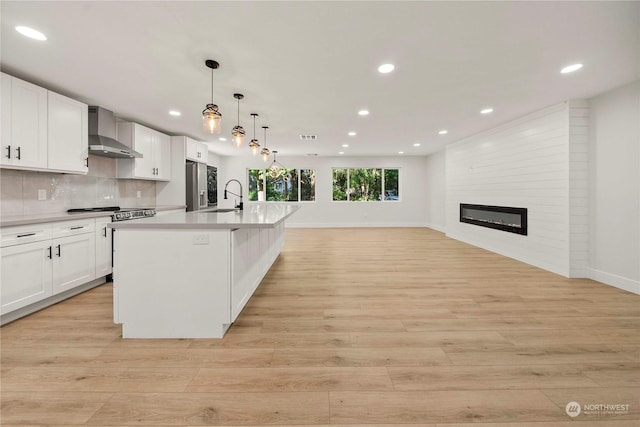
110,204,299,338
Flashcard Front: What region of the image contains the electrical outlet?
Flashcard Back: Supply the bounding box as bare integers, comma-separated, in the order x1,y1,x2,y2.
136,190,142,198
37,189,47,201
193,234,209,245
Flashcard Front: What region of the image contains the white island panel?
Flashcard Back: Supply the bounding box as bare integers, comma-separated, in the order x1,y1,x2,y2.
112,204,298,338
115,229,231,338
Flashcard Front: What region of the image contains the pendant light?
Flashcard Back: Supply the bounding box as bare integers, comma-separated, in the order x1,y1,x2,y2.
260,126,270,162
231,93,245,147
202,59,222,134
269,150,284,178
248,113,260,155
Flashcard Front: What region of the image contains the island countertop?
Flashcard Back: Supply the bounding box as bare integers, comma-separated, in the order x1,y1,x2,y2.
109,204,300,230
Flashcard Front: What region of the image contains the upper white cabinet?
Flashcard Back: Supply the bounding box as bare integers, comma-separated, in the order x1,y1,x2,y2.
186,137,209,164
0,72,88,174
1,72,48,169
116,122,171,181
47,91,89,174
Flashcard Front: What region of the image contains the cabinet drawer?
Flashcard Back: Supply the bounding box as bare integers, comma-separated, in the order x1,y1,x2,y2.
1,223,53,247
51,218,95,238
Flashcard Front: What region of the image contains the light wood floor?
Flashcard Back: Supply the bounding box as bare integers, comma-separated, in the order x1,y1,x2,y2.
1,228,638,426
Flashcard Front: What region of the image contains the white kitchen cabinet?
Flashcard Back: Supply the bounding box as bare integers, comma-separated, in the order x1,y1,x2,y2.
51,233,96,295
186,137,209,164
0,72,48,170
95,217,112,277
0,227,53,315
50,219,96,295
116,122,171,181
47,90,89,174
0,218,97,316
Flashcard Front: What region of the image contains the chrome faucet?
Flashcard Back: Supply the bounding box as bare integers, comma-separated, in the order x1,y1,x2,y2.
223,179,243,210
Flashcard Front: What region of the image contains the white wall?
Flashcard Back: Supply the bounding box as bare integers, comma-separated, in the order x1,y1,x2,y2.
216,155,428,227
424,150,446,232
588,81,640,293
446,103,573,276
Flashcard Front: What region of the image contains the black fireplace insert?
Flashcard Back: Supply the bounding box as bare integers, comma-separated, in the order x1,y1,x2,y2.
460,204,527,235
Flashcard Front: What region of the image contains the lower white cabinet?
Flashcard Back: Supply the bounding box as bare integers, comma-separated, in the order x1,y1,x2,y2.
95,217,112,277
0,239,53,314
1,218,101,316
51,232,95,295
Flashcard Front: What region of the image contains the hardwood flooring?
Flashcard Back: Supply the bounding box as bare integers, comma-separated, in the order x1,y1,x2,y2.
1,227,638,426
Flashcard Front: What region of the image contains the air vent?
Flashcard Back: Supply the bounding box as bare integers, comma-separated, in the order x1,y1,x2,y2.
299,134,318,141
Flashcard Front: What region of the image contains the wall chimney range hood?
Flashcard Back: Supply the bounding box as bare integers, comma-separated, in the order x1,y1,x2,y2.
88,106,142,158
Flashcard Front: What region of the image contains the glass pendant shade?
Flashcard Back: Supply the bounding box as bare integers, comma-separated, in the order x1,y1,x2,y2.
203,60,221,134
249,139,260,155
232,126,245,147
269,151,283,178
203,104,222,134
261,147,270,161
261,126,270,161
231,93,245,146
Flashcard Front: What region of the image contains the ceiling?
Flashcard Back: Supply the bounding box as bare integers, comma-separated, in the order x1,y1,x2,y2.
1,1,638,158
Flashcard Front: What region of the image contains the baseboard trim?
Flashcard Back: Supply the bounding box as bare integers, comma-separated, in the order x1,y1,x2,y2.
589,268,640,295
285,222,430,228
1,277,108,325
425,223,446,233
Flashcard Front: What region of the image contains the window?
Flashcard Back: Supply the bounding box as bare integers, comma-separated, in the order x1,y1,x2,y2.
332,168,400,201
248,168,316,202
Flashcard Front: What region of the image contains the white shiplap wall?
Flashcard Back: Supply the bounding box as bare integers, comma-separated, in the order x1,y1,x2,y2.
568,100,590,278
446,103,574,276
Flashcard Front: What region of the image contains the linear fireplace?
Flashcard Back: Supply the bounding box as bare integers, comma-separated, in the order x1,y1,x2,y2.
460,204,528,235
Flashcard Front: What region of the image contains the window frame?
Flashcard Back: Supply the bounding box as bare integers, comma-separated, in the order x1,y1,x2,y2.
331,167,401,202
247,167,317,203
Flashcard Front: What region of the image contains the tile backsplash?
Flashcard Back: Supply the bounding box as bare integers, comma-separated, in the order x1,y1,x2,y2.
0,155,156,217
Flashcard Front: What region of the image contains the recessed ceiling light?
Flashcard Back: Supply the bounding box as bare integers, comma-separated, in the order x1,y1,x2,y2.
378,63,395,74
561,63,583,74
348,131,357,136
342,144,349,148
413,143,421,147
169,110,181,116
480,108,494,115
219,137,227,141
339,151,344,155
438,130,448,135
398,151,404,155
15,25,47,41
358,110,369,116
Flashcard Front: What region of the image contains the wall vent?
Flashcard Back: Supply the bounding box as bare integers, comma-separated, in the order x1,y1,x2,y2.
299,134,318,141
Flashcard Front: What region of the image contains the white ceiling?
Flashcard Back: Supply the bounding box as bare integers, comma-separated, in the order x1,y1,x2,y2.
1,1,638,157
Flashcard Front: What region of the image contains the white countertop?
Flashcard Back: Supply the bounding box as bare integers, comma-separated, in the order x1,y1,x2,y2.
109,204,300,230
0,205,186,228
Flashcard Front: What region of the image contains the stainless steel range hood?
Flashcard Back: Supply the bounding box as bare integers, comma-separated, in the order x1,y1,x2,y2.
88,106,142,158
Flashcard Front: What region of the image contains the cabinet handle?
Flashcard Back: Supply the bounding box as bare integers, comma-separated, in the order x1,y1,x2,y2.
85,157,89,167
70,226,84,230
5,145,10,159
16,146,21,160
47,246,52,259
17,232,36,238
56,244,61,257
103,227,107,237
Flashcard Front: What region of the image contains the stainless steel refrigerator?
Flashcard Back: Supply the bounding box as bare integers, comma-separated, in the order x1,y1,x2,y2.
186,161,207,211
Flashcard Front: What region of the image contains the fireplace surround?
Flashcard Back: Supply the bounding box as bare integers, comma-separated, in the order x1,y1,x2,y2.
460,204,528,235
